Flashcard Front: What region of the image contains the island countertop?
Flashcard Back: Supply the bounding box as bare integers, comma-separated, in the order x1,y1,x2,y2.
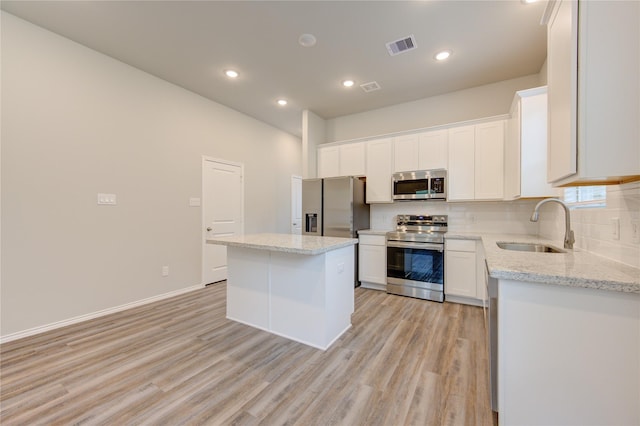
207,233,358,256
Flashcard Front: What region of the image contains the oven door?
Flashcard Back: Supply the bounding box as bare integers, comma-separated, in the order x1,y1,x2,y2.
386,240,445,301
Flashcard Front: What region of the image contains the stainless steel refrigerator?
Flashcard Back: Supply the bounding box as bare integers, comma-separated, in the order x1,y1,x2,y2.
302,176,370,286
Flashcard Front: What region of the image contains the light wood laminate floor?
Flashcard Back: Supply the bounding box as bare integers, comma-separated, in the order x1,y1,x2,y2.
1,283,496,425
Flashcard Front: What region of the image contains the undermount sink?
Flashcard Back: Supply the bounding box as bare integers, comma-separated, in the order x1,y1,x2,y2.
496,241,566,253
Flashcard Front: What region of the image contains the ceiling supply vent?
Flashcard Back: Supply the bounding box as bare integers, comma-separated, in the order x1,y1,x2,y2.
360,81,381,93
386,35,417,56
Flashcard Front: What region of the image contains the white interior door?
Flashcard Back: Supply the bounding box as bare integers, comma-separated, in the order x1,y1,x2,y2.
202,158,244,284
291,175,302,234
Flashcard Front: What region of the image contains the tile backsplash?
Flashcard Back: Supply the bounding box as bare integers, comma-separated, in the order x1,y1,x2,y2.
370,199,541,235
538,181,640,268
371,181,640,269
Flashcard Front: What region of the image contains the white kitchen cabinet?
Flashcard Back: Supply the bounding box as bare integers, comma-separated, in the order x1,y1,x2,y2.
505,87,560,200
545,0,640,185
498,279,640,424
339,142,366,176
358,234,386,291
365,138,394,203
447,125,475,201
317,143,365,178
393,134,420,172
418,129,448,170
474,121,504,200
393,130,448,173
448,121,504,201
317,146,340,178
445,239,477,299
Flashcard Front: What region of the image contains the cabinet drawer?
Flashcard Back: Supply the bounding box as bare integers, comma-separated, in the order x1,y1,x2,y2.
359,234,386,246
446,239,476,252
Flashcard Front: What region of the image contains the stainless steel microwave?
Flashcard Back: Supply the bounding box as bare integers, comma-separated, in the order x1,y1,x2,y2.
392,169,447,201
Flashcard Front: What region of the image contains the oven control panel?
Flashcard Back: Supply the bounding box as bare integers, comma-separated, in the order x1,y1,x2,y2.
396,214,448,227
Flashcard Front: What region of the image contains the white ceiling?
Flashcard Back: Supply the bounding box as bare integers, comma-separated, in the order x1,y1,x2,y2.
1,1,548,137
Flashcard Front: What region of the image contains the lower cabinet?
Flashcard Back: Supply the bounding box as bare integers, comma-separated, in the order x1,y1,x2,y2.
358,234,386,291
445,238,484,305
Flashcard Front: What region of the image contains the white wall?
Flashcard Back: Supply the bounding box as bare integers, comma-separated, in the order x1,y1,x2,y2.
0,12,301,337
539,182,640,268
302,110,325,179
325,74,541,143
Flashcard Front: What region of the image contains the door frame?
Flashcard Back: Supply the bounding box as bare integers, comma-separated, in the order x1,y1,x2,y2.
291,175,302,234
201,156,245,285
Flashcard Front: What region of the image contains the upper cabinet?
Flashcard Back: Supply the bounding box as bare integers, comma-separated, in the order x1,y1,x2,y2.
393,134,420,173
366,138,394,203
448,125,476,201
545,0,640,186
474,121,505,200
448,120,505,201
317,146,340,178
505,87,560,199
318,142,365,178
393,130,448,172
418,130,448,170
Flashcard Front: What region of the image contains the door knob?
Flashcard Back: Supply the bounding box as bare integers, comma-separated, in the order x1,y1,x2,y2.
206,227,212,231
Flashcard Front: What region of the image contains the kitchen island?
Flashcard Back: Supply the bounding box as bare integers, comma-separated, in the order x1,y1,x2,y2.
206,233,358,350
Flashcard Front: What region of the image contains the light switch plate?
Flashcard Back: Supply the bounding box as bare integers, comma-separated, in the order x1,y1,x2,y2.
97,193,117,205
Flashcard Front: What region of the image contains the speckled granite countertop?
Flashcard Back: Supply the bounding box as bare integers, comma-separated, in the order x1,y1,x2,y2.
207,233,357,256
447,232,640,294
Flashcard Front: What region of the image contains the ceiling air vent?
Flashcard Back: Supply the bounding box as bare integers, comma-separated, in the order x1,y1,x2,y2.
386,35,417,56
360,81,381,93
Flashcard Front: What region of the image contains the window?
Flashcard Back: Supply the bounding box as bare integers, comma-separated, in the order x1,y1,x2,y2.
563,186,606,208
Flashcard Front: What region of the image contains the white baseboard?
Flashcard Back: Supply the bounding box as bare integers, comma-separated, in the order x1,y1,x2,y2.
0,284,205,345
445,294,484,307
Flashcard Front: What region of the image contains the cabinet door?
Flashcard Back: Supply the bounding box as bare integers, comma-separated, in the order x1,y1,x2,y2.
393,134,420,172
546,0,578,182
445,250,476,298
366,138,394,203
474,121,505,200
418,129,448,170
504,100,522,200
447,125,475,201
359,244,386,285
520,92,560,198
339,142,366,176
318,146,340,178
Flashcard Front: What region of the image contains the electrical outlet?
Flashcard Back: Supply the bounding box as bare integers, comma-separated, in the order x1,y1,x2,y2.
162,266,169,277
631,221,640,243
611,217,620,240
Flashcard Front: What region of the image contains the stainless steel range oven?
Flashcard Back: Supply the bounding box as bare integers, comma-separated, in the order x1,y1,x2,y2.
386,214,447,302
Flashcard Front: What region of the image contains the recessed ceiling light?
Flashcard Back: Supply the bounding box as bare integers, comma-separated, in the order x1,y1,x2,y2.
298,33,317,47
224,69,239,78
434,50,452,61
521,0,538,3
277,99,288,106
342,80,355,88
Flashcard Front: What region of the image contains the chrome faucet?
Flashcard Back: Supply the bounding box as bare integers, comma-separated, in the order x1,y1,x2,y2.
530,198,575,249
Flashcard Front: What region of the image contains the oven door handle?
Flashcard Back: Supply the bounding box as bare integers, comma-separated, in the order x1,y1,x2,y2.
386,241,444,251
